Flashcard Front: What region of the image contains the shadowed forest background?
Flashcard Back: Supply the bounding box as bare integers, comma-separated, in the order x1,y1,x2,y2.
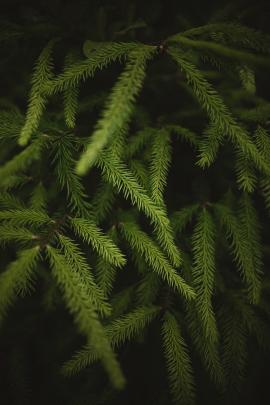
0,0,270,404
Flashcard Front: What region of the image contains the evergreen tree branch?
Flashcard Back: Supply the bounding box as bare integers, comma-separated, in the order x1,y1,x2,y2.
214,203,261,303
96,154,181,267
47,42,140,94
19,40,56,146
63,52,80,129
0,209,52,227
0,247,40,322
171,204,200,236
0,137,46,185
168,47,270,176
167,35,270,67
69,217,126,268
185,302,224,388
149,128,171,205
162,311,196,405
192,208,218,342
56,233,111,316
63,305,159,375
120,221,195,300
76,45,156,174
46,245,125,389
52,134,93,217
235,149,257,192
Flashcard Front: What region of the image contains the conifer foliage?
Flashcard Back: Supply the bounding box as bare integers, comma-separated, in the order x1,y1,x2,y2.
0,3,270,404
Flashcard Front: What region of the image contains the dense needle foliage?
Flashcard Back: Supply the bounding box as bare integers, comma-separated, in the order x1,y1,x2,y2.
0,1,270,404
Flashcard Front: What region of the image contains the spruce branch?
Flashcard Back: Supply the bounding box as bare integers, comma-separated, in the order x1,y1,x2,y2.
168,35,270,67
260,177,270,213
46,245,125,389
168,47,270,176
235,149,257,192
69,217,126,268
162,311,196,405
19,40,56,146
96,154,181,267
149,128,172,205
106,305,159,347
0,247,40,322
76,45,156,174
0,192,26,210
29,182,47,212
191,208,218,343
0,225,36,245
167,125,198,147
47,42,140,94
52,134,92,217
56,233,111,316
171,204,200,235
214,203,262,303
181,23,270,54
238,65,256,94
219,299,248,393
120,221,195,300
238,193,263,289
95,227,120,297
63,52,80,129
0,109,24,141
185,302,224,388
91,180,116,224
129,159,149,189
63,305,159,375
196,123,223,168
0,137,46,186
124,127,156,159
0,209,52,227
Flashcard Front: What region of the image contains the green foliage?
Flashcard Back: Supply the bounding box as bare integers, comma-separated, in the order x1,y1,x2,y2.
0,247,40,322
52,134,92,217
0,137,46,188
196,123,223,168
168,46,270,176
181,22,270,54
30,182,47,211
218,296,248,394
191,208,218,342
0,208,52,226
149,128,172,205
56,233,111,316
69,217,126,267
76,45,156,174
95,227,120,297
255,126,270,212
235,149,257,192
63,53,80,129
171,204,200,235
19,40,55,146
0,109,24,141
120,220,195,300
1,12,270,405
239,65,256,94
63,305,159,375
47,245,125,389
48,42,139,94
214,203,262,303
91,180,116,223
97,154,181,267
185,302,224,387
162,312,195,405
0,224,35,244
